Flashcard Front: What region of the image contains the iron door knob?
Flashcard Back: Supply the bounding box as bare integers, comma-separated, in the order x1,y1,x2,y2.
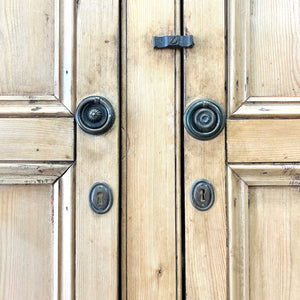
75,95,115,135
184,99,225,140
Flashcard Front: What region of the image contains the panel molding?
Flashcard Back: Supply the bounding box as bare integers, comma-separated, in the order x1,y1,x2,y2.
0,0,76,113
228,164,300,299
228,0,300,116
228,0,251,115
0,162,73,184
0,100,72,117
231,98,300,118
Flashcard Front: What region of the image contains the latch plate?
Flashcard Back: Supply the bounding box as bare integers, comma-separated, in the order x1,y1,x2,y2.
153,35,194,49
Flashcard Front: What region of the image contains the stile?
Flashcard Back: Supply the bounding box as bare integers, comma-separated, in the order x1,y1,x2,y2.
123,0,179,298
184,0,227,298
76,0,120,298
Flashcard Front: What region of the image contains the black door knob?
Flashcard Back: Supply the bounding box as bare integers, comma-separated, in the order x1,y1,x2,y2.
75,95,115,135
184,99,225,140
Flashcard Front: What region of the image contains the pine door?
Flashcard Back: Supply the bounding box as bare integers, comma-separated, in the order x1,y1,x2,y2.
1,0,299,299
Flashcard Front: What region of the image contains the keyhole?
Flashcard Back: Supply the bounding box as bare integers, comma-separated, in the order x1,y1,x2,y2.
200,189,205,202
96,192,104,206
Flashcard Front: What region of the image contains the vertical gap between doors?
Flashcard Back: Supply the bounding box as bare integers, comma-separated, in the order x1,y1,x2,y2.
180,0,186,299
118,0,125,299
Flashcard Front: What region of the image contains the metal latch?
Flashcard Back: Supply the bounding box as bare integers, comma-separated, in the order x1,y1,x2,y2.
153,35,194,49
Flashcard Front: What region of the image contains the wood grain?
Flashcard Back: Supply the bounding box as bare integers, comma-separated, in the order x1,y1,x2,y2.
228,167,249,300
228,166,300,299
230,164,300,186
250,0,300,97
0,162,71,184
0,118,74,161
57,166,75,300
232,102,300,118
249,187,300,299
76,0,120,298
0,185,53,299
0,101,72,117
228,0,251,114
228,0,300,115
0,0,57,95
124,0,177,298
184,0,227,298
227,120,300,162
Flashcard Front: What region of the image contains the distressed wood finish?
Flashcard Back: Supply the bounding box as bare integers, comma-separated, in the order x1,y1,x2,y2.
228,168,249,300
228,166,300,299
227,120,300,163
0,0,76,298
250,0,300,97
0,101,72,117
184,0,226,298
0,118,74,161
249,187,300,299
231,102,300,118
228,0,300,115
76,0,120,298
57,167,75,299
227,0,300,298
228,0,251,114
0,0,57,96
230,164,300,186
0,162,71,184
0,185,54,299
123,0,178,298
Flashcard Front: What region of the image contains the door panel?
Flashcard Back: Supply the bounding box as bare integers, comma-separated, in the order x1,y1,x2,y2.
1,0,120,298
249,187,300,299
1,0,299,298
228,167,300,299
250,0,299,97
0,185,53,298
228,0,300,299
229,0,300,115
0,0,56,95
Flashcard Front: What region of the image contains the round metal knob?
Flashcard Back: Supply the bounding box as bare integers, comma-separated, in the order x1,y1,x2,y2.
89,182,113,214
183,99,225,140
75,96,115,135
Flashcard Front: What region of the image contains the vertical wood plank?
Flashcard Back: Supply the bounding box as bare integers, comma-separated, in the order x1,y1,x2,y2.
184,0,226,298
124,0,178,298
76,0,120,298
60,0,76,112
57,167,75,300
228,0,251,114
228,168,249,300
